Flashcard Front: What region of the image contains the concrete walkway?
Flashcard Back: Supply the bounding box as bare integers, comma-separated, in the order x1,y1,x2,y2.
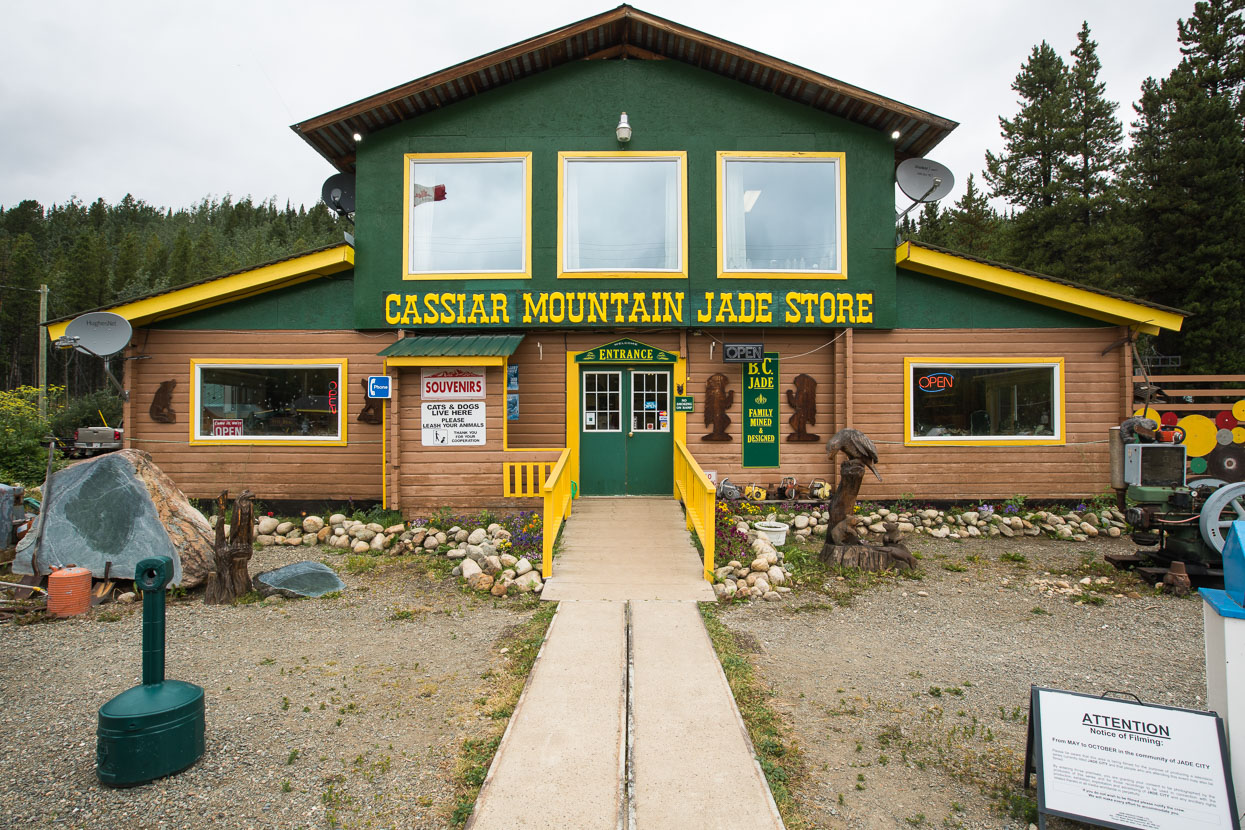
469,499,784,830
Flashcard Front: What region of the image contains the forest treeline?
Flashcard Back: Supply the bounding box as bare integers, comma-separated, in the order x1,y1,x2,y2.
0,194,343,393
903,0,1244,374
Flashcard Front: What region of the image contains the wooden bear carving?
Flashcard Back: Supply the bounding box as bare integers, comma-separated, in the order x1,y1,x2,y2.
149,379,177,423
785,373,819,442
701,373,735,441
357,378,382,425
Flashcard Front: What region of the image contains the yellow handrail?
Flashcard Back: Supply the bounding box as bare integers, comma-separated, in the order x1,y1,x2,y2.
503,460,555,497
673,440,716,581
541,447,575,578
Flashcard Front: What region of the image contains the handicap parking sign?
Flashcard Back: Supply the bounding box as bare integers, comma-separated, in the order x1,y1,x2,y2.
367,375,392,399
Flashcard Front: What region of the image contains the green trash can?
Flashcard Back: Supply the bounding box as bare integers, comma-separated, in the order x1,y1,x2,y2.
96,556,205,787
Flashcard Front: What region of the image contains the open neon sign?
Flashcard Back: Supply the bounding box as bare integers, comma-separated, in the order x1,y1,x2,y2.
918,372,954,391
328,381,339,414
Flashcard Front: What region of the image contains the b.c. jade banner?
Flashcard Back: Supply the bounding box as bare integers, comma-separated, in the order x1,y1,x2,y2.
742,353,779,468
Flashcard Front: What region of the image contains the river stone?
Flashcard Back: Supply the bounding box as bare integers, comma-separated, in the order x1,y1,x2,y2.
330,535,350,549
467,528,488,545
253,560,345,598
317,526,333,543
515,558,533,576
490,580,508,597
500,553,518,568
461,558,482,579
255,534,276,547
483,555,502,575
445,548,467,560
328,513,347,526
467,572,494,592
465,544,485,562
257,516,280,535
767,566,785,586
792,515,810,530
13,450,213,586
423,536,439,550
275,521,294,535
302,516,325,534
513,571,542,592
369,534,385,551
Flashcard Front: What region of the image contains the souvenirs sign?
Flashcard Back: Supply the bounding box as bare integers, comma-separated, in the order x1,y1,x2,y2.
421,401,485,446
742,353,779,468
421,367,485,399
1027,687,1238,830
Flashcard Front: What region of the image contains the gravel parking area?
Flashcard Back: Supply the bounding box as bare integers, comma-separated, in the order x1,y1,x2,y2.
0,546,537,830
719,536,1207,829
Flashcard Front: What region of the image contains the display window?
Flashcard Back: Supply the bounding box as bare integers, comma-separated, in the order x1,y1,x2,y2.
403,153,531,279
904,358,1064,446
191,360,348,445
717,151,846,279
558,152,688,278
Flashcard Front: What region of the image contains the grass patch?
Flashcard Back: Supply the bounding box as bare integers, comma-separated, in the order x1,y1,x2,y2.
1000,552,1027,564
941,561,968,573
344,555,379,575
447,602,556,827
701,605,809,830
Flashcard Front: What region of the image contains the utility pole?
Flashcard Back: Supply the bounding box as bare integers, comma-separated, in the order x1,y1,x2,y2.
37,284,48,419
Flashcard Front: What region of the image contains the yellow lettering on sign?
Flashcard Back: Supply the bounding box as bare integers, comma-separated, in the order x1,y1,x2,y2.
715,292,736,323
467,294,489,324
385,294,401,325
588,293,608,323
784,293,801,324
630,292,649,323
737,292,756,323
490,293,510,324
697,292,715,323
755,292,773,323
567,292,585,323
819,292,836,324
610,293,629,323
456,294,467,324
836,292,854,324
522,293,547,324
856,293,873,324
659,292,680,323
403,294,420,325
422,294,439,324
548,292,566,323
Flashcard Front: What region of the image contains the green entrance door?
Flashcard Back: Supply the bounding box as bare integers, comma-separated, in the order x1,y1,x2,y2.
580,367,673,495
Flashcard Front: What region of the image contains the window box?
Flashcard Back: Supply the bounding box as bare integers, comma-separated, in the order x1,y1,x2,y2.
191,360,348,446
558,152,688,278
904,358,1064,446
403,153,531,280
717,151,846,279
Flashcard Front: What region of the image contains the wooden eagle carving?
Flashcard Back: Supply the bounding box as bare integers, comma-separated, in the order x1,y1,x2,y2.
785,373,819,442
825,427,883,482
701,373,734,441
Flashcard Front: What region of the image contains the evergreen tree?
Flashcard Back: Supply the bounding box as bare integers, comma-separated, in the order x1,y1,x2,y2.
942,175,1000,259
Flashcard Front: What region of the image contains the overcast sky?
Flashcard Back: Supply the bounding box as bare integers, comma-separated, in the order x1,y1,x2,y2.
0,1,1191,214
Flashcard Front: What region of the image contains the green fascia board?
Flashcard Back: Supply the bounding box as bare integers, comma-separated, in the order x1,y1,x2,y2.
377,334,525,357
149,273,354,330
895,267,1110,329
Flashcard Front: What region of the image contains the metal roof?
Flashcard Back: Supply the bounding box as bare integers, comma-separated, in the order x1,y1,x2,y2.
292,5,957,173
377,334,525,358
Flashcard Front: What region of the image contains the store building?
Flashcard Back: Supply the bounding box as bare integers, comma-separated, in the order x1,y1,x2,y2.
49,6,1185,514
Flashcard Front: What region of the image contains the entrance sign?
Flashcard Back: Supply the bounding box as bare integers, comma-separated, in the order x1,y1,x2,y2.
1027,687,1239,830
576,338,677,363
421,367,485,399
742,353,779,468
421,402,485,446
367,375,392,399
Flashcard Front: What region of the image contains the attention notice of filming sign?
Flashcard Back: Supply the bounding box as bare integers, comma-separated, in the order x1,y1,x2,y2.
1027,687,1239,830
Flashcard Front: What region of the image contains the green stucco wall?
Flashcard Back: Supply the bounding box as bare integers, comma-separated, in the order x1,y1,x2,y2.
150,274,354,330
894,268,1109,328
351,59,898,330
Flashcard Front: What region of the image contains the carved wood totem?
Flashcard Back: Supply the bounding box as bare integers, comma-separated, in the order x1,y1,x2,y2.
701,372,735,441
357,378,382,424
785,373,819,442
149,379,177,423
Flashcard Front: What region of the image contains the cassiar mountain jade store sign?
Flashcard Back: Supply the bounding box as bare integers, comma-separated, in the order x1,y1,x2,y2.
421,368,485,399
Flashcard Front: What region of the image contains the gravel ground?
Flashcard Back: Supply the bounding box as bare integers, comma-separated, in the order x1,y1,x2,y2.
0,546,537,830
719,535,1207,830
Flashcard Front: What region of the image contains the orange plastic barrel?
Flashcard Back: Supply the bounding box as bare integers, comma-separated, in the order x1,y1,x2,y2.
47,566,92,617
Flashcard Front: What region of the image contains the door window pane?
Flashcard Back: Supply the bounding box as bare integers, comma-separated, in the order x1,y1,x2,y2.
562,156,683,273
407,156,528,275
721,156,842,274
583,371,621,432
631,371,670,432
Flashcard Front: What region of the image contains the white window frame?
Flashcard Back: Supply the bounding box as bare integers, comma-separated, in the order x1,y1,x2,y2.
717,151,847,279
903,358,1065,447
190,359,348,446
557,151,688,279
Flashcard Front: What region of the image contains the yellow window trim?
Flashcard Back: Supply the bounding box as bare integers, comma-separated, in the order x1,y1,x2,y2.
896,241,1184,335
557,151,689,280
47,245,354,341
902,357,1066,447
189,358,349,447
716,151,848,281
402,152,533,281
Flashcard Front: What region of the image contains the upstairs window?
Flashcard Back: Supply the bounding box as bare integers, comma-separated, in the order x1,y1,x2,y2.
558,152,687,278
718,152,846,279
404,153,531,279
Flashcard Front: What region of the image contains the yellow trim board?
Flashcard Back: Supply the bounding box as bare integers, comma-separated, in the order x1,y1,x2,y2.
384,356,505,367
896,242,1183,335
557,151,689,280
402,152,533,281
47,245,353,341
716,151,848,280
902,357,1065,447
189,358,349,447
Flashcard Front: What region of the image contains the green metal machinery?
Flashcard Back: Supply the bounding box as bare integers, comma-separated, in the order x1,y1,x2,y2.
96,556,205,787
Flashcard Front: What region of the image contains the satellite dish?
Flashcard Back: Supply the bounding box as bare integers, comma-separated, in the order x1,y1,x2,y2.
896,158,955,203
321,173,356,217
63,312,132,357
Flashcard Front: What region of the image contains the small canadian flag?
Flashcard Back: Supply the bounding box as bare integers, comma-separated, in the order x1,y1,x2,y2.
412,184,447,206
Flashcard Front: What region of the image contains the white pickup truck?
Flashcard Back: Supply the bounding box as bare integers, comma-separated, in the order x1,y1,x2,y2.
72,426,124,457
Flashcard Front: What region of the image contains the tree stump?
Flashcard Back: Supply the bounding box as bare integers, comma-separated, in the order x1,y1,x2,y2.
820,459,916,571
205,489,256,604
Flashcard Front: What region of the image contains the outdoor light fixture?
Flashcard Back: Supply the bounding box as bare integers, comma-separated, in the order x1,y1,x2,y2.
352,131,364,142
891,130,901,140
615,112,632,143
